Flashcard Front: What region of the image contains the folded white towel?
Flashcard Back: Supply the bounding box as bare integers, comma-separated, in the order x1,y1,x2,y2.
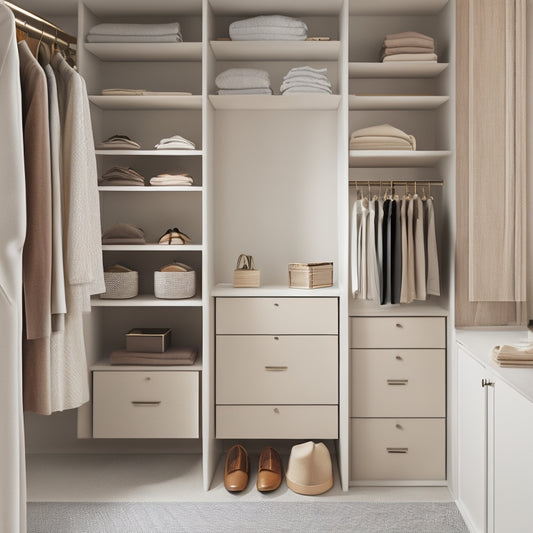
230,15,308,30
217,88,273,95
215,68,270,90
493,344,533,359
281,77,331,90
88,22,182,37
150,177,194,186
230,26,307,37
230,32,307,41
155,135,196,150
282,86,332,94
87,34,182,43
383,53,437,62
285,66,328,75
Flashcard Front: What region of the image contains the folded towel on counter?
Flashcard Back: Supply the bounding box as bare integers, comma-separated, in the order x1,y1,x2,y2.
110,347,198,366
101,89,193,96
217,88,273,95
350,124,416,150
102,222,146,245
382,53,438,62
493,344,533,360
229,15,308,41
87,34,181,43
87,22,182,42
99,166,145,186
384,37,435,48
215,68,270,90
155,135,196,150
96,134,141,150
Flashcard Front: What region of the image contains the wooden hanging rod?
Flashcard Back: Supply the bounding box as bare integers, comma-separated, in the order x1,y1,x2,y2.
349,180,443,187
6,1,77,47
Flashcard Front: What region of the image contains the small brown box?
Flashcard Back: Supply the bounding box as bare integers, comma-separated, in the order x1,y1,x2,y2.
288,262,333,289
125,328,171,353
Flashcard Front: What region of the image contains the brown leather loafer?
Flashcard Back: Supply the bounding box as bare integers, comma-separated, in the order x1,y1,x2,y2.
224,444,249,492
257,447,282,492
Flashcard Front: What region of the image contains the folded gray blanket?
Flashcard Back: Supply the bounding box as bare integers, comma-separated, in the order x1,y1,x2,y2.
215,68,270,89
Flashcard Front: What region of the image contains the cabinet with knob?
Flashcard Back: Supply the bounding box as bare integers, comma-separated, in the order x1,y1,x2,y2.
215,297,339,439
349,316,446,485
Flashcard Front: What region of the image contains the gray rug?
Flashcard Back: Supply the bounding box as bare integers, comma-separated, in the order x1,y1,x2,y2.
28,502,467,533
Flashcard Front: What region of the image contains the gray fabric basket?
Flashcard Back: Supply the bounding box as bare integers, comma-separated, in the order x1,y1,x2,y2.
100,271,139,299
154,270,196,299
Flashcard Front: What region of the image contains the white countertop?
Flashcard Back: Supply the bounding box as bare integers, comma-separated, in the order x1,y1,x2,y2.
456,328,533,403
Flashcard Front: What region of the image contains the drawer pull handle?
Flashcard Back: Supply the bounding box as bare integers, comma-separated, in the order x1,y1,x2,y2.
395,323,403,328
387,447,408,454
131,401,161,406
274,336,279,340
273,408,280,414
395,355,403,361
395,424,403,430
265,366,288,371
387,379,408,386
274,303,279,307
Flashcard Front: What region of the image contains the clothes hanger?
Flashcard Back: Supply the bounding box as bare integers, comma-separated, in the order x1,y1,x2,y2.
429,182,434,201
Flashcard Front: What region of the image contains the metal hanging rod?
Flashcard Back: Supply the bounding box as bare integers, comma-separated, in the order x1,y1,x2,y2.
349,180,444,187
7,1,77,47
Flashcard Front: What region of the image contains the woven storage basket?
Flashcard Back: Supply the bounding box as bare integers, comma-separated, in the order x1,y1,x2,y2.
100,271,139,299
154,270,196,299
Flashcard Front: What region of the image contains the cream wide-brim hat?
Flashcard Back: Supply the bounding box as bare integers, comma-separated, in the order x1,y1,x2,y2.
286,441,333,495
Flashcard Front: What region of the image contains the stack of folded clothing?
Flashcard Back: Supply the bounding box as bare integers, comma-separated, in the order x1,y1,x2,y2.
110,346,198,366
101,88,192,96
492,344,533,367
215,68,272,95
102,222,146,245
87,23,183,43
97,134,141,150
280,66,332,95
150,172,193,186
380,31,437,62
349,124,416,151
155,135,196,150
99,167,145,187
229,15,308,41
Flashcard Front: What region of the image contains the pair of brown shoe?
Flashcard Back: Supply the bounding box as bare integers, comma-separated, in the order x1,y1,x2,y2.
224,445,282,493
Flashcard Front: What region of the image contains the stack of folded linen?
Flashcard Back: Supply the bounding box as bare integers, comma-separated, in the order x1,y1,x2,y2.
150,172,194,186
215,68,272,95
350,124,416,151
155,135,196,150
380,31,437,62
97,134,141,150
280,66,332,95
102,223,146,245
492,344,533,367
87,22,183,43
229,15,308,41
99,166,145,187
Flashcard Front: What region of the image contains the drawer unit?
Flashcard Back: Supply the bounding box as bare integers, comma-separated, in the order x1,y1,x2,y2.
216,335,338,405
216,297,338,335
350,418,446,481
216,405,338,439
351,316,445,349
350,349,445,417
93,371,199,439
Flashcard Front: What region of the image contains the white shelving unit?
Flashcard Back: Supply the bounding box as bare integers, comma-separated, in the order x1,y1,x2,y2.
209,94,341,110
349,0,449,15
89,95,202,110
98,186,203,192
94,150,203,156
349,95,449,110
349,150,451,167
91,295,203,307
85,42,203,62
349,62,448,79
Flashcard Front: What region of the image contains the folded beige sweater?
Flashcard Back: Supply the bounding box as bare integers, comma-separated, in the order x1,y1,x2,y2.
384,37,435,48
382,46,435,58
386,31,434,43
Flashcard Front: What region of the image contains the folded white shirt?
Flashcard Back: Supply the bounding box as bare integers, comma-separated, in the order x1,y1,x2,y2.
215,68,270,90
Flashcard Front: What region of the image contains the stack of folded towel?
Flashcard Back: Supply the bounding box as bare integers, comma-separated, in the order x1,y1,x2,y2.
102,223,146,245
380,31,437,62
87,23,183,43
215,68,272,95
99,167,145,187
350,124,416,151
150,172,193,186
281,66,332,95
492,344,533,367
155,135,196,150
229,15,308,41
97,135,141,150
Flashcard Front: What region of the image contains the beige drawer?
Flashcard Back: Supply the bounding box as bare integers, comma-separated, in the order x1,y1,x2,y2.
350,349,445,417
350,418,445,481
216,335,338,405
93,371,199,438
216,405,338,439
350,317,445,349
216,297,338,335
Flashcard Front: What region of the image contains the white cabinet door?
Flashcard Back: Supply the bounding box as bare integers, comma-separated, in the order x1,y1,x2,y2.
458,347,488,533
494,378,533,533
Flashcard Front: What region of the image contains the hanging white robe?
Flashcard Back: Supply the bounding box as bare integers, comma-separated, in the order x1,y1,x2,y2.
0,3,27,531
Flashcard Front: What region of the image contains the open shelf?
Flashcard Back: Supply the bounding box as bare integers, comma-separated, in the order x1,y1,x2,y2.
84,42,202,62
212,283,341,297
349,95,449,110
350,0,448,15
209,94,341,110
95,150,203,156
98,186,203,192
211,40,340,61
89,95,202,110
101,245,203,251
349,62,448,79
349,150,452,168
209,0,343,15
91,356,202,372
91,294,203,307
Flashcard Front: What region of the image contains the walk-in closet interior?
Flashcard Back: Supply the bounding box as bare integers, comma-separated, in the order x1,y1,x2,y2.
2,0,532,531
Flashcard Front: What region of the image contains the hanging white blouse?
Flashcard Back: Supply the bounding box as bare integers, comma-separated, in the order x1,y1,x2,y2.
426,197,440,296
350,197,362,297
366,198,380,301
